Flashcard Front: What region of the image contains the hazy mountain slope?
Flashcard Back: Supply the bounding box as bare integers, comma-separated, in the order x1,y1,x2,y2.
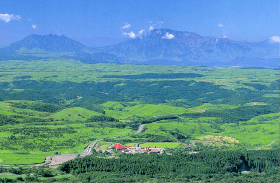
0,30,278,67
93,29,279,67
0,34,90,53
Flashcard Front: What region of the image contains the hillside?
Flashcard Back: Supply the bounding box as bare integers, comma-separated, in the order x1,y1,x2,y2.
0,34,90,54
92,29,279,67
0,60,279,182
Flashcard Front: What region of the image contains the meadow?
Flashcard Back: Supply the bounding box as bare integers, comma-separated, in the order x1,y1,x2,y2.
0,59,278,166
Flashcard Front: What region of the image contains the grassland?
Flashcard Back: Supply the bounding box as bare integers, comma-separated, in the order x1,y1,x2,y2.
49,107,102,121
0,59,279,166
104,103,188,119
139,142,180,148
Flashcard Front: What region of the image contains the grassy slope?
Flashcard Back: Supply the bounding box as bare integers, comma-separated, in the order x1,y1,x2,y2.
49,107,102,121
104,103,187,119
0,60,279,164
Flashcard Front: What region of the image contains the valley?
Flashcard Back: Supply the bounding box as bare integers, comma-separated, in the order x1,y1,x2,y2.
1,0,279,181
0,59,279,182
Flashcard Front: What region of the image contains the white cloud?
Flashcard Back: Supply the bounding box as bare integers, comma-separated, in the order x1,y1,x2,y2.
138,29,144,35
0,14,21,23
122,22,131,29
162,32,174,39
218,23,223,27
31,24,37,29
149,26,154,31
270,36,280,43
122,31,136,38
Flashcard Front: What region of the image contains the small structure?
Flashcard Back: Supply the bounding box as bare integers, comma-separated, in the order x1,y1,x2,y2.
113,143,127,150
104,143,164,154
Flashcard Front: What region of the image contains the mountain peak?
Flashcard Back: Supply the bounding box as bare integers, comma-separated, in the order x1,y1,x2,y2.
95,28,279,67
2,34,88,53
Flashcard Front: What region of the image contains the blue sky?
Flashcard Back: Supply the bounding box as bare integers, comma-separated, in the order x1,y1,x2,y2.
0,0,279,47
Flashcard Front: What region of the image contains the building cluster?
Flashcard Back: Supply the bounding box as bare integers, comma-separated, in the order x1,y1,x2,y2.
105,143,164,154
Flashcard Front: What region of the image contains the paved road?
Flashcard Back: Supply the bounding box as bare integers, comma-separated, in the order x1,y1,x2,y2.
79,124,145,158
136,124,145,134
1,124,146,166
79,139,103,157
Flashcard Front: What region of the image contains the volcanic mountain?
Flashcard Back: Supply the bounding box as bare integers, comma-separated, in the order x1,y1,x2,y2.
0,30,278,67
0,34,90,54
92,29,279,67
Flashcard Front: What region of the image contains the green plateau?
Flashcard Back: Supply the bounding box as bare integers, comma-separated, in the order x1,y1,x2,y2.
0,59,279,182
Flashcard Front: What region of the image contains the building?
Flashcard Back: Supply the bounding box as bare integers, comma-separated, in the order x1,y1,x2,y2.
113,143,127,150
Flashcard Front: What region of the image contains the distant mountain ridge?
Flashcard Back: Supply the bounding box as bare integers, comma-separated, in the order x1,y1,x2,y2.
0,30,278,67
93,29,279,67
0,34,89,53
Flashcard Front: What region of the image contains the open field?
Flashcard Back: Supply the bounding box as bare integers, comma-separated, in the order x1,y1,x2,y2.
139,142,180,148
48,155,77,166
0,60,279,166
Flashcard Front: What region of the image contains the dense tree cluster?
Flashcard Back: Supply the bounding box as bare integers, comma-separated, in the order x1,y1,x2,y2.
183,105,278,123
9,101,62,113
58,148,279,182
0,79,277,108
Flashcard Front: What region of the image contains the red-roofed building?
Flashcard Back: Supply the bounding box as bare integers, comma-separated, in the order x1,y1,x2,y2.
113,143,127,150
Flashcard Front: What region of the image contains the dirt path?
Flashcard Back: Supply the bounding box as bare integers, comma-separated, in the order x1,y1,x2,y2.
48,155,77,166
253,139,278,150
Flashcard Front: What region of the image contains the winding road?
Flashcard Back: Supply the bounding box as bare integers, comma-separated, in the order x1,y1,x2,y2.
0,124,146,166
76,124,145,158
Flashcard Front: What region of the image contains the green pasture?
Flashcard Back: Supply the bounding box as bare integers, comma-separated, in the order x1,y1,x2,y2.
219,122,279,149
1,60,278,88
0,153,47,165
102,101,125,111
185,103,236,113
139,142,180,148
143,121,215,137
49,107,102,121
0,59,279,166
104,104,187,119
0,122,134,164
0,173,27,179
101,144,111,150
245,112,280,124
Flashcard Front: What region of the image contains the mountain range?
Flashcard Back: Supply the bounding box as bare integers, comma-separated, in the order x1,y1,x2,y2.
0,29,279,67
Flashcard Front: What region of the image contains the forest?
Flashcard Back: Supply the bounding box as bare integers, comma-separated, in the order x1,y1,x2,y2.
57,148,279,182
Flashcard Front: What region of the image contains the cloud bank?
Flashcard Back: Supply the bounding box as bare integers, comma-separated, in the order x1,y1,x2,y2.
122,31,136,38
218,23,223,27
0,14,21,23
123,30,146,39
270,36,280,43
121,20,164,39
162,32,174,39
